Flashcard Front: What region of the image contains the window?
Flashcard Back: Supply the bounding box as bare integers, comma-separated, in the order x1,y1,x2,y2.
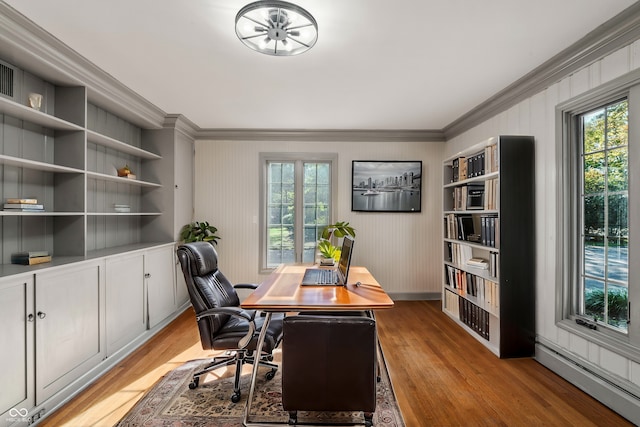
559,73,639,346
579,99,628,331
260,153,336,271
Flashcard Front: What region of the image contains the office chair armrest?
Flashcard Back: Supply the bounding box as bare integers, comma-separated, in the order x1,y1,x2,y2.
234,283,259,290
196,307,258,350
196,306,256,323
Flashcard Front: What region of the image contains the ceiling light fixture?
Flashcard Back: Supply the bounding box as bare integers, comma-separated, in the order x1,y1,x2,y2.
235,1,318,56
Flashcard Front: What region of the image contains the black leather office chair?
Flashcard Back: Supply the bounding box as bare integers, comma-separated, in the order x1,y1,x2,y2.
176,241,283,403
281,314,378,426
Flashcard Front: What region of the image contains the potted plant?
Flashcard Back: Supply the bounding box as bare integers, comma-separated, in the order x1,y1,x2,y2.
180,221,221,244
317,221,356,265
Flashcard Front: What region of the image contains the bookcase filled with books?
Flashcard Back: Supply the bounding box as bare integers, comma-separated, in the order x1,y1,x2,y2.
442,135,535,358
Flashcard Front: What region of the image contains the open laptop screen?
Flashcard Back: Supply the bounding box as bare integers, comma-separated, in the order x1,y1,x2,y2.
337,235,354,285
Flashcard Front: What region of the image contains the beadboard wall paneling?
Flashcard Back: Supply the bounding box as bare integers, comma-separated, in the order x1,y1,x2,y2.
194,139,444,297
445,40,640,421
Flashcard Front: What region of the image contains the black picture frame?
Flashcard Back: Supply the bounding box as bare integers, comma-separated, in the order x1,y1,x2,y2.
352,160,422,212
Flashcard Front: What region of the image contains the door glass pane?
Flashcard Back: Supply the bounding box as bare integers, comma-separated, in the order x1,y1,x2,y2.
302,163,330,263
267,162,295,268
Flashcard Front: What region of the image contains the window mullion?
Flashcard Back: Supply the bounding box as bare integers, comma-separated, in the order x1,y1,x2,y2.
294,160,304,262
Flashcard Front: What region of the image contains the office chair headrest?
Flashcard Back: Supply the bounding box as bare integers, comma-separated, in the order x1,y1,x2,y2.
179,241,219,276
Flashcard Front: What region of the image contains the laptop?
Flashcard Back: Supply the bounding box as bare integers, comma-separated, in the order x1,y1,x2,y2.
301,235,354,286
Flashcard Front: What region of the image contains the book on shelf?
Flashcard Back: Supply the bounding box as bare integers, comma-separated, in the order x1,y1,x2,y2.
12,255,52,265
457,215,474,241
451,157,467,182
453,186,466,210
11,251,52,265
458,297,490,340
114,204,131,213
12,250,49,258
5,198,38,204
484,143,498,174
449,242,473,265
4,203,44,210
467,257,488,269
481,215,499,248
483,178,498,210
466,184,484,210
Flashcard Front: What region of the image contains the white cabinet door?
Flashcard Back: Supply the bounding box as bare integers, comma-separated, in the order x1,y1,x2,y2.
146,246,176,328
105,253,145,356
35,262,103,405
0,275,34,427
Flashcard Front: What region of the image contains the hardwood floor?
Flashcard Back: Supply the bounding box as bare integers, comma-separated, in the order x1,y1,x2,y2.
40,300,632,426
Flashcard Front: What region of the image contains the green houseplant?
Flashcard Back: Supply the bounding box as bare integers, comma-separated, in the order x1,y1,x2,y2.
180,221,221,244
317,221,356,263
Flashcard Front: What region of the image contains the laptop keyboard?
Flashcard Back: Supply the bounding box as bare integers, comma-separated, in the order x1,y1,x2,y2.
306,269,338,285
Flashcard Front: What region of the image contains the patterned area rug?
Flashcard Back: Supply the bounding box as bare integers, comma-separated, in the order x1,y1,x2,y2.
116,348,404,426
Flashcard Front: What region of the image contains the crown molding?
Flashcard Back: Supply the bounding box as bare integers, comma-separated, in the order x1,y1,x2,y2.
0,2,166,129
164,114,199,139
443,2,640,139
195,128,445,142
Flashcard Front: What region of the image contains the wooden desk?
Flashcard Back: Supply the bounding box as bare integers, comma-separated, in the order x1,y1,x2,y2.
242,264,395,312
241,264,393,426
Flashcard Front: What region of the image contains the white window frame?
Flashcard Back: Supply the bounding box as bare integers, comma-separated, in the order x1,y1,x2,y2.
259,152,338,273
556,69,640,355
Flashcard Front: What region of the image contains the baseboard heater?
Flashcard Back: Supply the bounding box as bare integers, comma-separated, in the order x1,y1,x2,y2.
535,341,640,425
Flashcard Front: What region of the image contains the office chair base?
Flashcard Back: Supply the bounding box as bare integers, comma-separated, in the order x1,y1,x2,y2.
188,351,279,402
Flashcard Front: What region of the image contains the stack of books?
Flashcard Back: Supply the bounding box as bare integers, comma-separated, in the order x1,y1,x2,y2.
11,251,52,265
4,198,45,212
467,257,489,269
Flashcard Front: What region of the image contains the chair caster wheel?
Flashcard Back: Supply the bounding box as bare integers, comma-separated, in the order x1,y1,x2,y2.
265,369,277,380
188,377,200,389
231,392,241,403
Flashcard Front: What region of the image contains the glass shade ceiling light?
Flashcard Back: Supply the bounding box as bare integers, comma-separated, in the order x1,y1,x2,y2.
235,1,318,56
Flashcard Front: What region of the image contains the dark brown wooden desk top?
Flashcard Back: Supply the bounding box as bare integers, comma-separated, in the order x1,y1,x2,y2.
241,264,394,312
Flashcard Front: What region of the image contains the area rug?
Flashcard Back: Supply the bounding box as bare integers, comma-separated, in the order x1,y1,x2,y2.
116,348,405,426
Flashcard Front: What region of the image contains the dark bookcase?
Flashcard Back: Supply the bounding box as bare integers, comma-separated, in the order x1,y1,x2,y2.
442,135,535,358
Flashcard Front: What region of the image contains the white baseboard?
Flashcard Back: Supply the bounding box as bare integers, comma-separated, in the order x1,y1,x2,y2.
388,292,440,301
535,340,640,425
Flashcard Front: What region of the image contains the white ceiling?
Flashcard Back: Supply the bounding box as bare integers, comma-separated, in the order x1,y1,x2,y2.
4,0,638,131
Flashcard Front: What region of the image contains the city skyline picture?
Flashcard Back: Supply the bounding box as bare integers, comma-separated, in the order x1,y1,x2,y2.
352,160,422,212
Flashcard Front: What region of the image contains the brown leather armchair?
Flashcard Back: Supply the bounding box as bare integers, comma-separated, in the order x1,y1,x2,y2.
282,314,377,426
176,241,283,403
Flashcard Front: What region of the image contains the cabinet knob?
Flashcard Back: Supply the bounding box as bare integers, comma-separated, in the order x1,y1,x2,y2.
37,311,46,319
27,313,35,322
145,273,151,278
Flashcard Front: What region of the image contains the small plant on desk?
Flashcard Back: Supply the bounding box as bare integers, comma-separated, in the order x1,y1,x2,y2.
317,221,356,264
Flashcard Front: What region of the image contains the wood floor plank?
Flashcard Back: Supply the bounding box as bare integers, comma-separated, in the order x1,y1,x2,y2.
39,301,633,426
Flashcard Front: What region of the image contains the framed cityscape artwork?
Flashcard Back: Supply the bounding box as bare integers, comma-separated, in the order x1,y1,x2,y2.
352,160,422,212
